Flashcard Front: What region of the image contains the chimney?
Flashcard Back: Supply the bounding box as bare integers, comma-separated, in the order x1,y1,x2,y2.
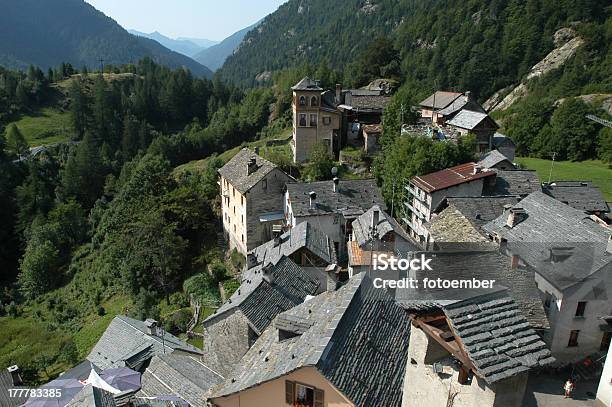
510,254,520,270
272,225,283,247
144,319,158,336
332,177,339,192
7,366,22,386
325,264,340,292
262,263,275,285
309,191,317,210
606,235,611,254
335,84,342,103
506,208,526,228
246,252,258,269
371,208,380,231
247,157,258,176
464,91,472,102
473,165,482,175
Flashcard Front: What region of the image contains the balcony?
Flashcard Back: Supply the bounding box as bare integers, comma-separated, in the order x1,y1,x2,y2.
404,201,424,220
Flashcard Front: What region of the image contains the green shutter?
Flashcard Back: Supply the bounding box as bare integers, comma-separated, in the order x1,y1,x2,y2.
285,380,295,404
314,388,324,407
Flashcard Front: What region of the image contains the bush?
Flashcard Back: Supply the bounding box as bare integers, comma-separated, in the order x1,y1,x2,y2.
183,273,220,305
163,309,192,335
209,260,228,283
229,249,245,271
97,306,105,316
169,292,189,308
223,279,240,298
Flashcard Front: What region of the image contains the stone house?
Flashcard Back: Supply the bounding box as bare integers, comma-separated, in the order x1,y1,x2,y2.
208,273,411,407
483,191,612,362
446,109,499,153
426,195,520,251
478,149,515,170
492,133,516,162
419,91,486,125
335,86,391,147
362,123,382,155
291,77,341,162
201,256,320,377
347,205,418,276
403,162,497,246
285,178,385,260
218,148,294,255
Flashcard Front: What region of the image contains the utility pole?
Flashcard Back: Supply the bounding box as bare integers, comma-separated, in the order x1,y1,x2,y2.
98,58,104,73
547,152,557,183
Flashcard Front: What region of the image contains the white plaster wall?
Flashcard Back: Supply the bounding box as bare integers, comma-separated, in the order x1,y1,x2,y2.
597,346,612,407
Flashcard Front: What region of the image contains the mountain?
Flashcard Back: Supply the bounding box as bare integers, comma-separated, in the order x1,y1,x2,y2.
0,0,212,77
128,30,217,58
217,0,610,99
177,37,218,49
193,22,259,71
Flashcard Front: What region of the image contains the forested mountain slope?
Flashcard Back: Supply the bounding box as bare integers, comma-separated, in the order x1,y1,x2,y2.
219,0,609,100
193,22,259,71
0,0,212,77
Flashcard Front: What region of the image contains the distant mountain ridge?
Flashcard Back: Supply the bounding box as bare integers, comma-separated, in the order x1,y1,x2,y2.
193,22,259,71
0,0,212,77
128,30,218,58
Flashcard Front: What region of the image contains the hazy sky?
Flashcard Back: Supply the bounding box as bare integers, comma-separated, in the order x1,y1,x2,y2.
85,0,287,41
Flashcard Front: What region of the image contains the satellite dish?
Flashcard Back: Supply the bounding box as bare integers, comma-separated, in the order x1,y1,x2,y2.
331,166,338,176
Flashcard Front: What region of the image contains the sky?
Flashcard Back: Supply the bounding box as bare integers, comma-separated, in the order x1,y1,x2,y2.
84,0,287,41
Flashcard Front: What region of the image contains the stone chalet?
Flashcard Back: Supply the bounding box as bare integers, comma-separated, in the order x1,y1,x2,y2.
347,205,418,277
291,76,391,162
403,163,497,246
396,251,553,407
209,273,411,407
542,180,610,218
477,149,515,170
201,256,320,377
483,191,612,362
285,178,385,259
218,148,294,255
427,195,520,251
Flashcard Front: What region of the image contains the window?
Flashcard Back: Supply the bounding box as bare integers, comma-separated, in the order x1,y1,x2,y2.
322,116,331,125
310,96,318,106
299,113,307,127
568,330,580,347
309,114,317,127
241,196,244,205
285,381,324,407
575,301,587,317
241,234,244,243
299,95,306,106
262,179,267,190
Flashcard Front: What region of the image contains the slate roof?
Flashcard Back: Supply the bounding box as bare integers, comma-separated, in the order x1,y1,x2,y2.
482,191,612,291
484,169,541,196
346,95,392,111
217,148,279,194
447,110,494,130
351,205,413,248
492,132,515,148
88,316,202,370
204,256,320,334
59,360,102,381
478,150,514,169
210,273,412,407
249,221,337,268
439,196,521,229
542,180,609,213
139,354,224,407
0,368,28,407
395,250,549,330
291,76,322,91
66,384,117,407
443,292,555,384
419,91,463,109
411,162,496,193
428,207,493,245
286,179,385,218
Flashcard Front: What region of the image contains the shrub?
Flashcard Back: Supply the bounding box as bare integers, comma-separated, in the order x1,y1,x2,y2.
163,309,192,335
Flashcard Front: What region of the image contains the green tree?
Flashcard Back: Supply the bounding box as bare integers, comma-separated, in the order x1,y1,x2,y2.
18,233,60,300
5,124,29,158
303,142,334,181
68,77,90,139
546,98,598,161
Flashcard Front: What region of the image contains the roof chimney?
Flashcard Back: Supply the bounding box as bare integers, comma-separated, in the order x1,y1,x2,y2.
332,177,339,192
335,84,342,103
309,191,317,210
144,319,158,336
473,165,482,175
607,235,612,254
247,157,258,176
506,208,526,228
272,224,283,247
371,208,380,231
246,252,258,269
262,263,275,285
7,366,22,386
464,91,472,102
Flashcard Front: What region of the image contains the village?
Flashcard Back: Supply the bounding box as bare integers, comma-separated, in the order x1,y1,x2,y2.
4,77,611,407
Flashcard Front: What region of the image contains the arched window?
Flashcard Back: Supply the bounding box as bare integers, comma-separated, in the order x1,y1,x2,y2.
311,96,318,106
299,95,306,106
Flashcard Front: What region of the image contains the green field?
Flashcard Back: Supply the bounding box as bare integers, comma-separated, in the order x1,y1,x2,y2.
9,107,72,147
515,157,612,200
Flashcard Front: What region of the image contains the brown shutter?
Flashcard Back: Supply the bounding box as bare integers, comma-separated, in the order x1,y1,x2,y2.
285,380,295,404
314,388,324,407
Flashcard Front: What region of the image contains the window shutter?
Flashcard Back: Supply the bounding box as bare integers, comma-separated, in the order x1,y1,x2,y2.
314,388,324,407
285,380,295,404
